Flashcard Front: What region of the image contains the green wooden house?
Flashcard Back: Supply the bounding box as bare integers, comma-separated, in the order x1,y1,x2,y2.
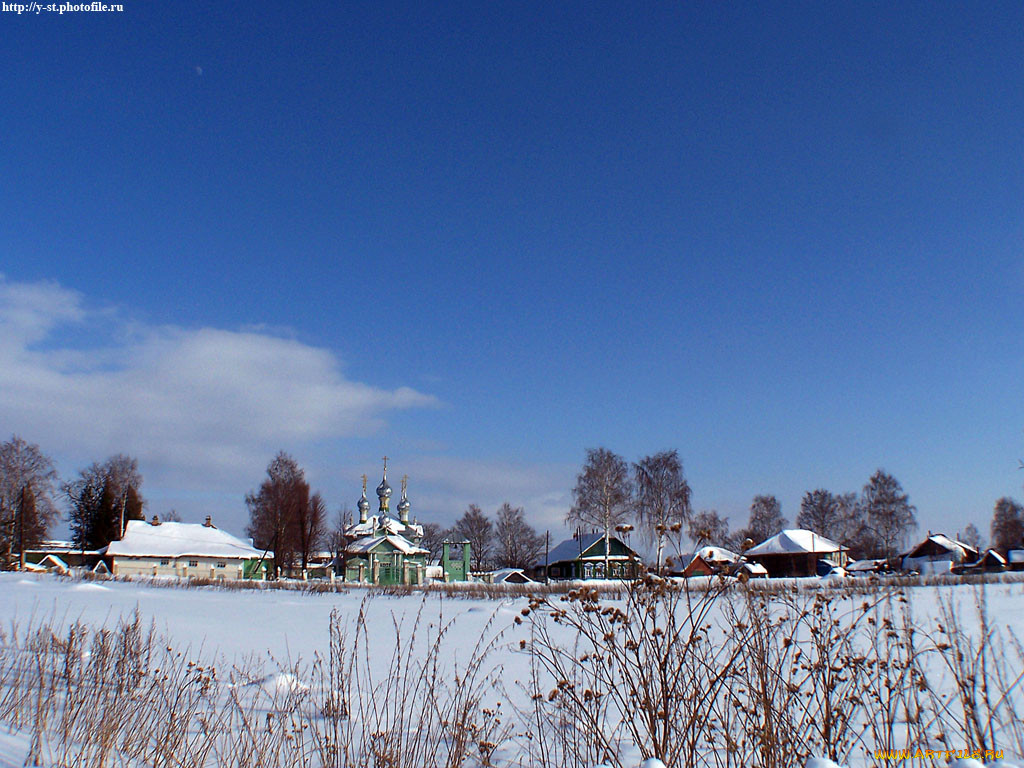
533,532,644,581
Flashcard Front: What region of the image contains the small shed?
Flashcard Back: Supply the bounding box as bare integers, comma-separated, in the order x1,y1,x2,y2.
484,568,536,585
957,549,1007,575
1008,550,1024,572
681,546,740,578
736,561,768,580
745,529,846,578
681,554,716,578
534,533,643,581
846,559,887,576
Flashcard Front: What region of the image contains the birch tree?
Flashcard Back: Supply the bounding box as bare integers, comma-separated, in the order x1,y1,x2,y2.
634,450,691,572
568,448,633,577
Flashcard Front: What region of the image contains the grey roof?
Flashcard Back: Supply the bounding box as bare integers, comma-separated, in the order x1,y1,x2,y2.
543,533,603,565
536,533,639,568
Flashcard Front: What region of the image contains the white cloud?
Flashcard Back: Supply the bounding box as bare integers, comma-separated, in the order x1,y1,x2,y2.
0,276,578,540
0,276,438,503
399,455,574,532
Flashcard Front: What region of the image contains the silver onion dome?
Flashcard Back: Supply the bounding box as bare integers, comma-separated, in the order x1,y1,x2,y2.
357,490,370,513
376,475,392,499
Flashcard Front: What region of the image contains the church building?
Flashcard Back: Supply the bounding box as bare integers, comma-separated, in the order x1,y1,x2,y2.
342,459,431,585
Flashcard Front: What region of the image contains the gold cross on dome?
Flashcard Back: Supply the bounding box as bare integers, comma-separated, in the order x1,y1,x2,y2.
382,455,389,472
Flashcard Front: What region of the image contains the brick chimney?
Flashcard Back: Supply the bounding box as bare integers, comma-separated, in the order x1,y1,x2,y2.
151,515,160,526
203,516,216,528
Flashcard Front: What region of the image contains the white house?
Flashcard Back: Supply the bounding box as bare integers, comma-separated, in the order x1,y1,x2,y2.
105,516,269,580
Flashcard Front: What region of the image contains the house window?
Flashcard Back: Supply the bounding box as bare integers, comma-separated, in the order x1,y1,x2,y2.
159,560,169,566
216,562,226,568
188,560,198,568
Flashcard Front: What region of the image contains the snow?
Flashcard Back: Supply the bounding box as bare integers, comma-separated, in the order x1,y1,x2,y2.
0,729,30,768
745,528,843,555
346,533,428,555
3,572,1024,768
694,545,740,563
106,519,264,559
948,760,987,768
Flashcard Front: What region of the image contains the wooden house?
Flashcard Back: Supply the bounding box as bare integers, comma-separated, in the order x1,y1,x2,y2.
901,533,979,574
745,529,846,578
533,532,643,581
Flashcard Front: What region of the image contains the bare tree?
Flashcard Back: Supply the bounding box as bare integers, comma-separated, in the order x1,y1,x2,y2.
245,452,310,577
797,488,874,556
0,436,59,566
493,502,543,570
634,450,691,572
162,509,183,522
326,507,353,577
739,494,786,545
419,522,447,561
687,509,731,549
291,490,327,572
452,504,493,571
568,448,633,576
797,489,841,537
990,497,1023,554
862,470,917,559
961,522,983,552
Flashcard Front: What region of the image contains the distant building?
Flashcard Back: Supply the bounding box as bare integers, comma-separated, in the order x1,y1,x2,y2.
24,540,105,569
681,546,741,577
341,461,441,585
745,529,846,578
105,516,269,580
901,533,979,574
533,532,643,581
956,548,1006,575
480,567,536,585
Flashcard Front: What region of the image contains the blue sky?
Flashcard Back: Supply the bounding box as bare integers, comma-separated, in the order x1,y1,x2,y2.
2,1,1023,542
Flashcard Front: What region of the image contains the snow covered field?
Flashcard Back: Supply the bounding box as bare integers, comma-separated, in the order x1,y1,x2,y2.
1,573,1023,768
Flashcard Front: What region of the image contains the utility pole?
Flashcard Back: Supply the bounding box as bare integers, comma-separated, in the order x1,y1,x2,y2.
18,484,27,572
119,486,128,540
544,531,549,585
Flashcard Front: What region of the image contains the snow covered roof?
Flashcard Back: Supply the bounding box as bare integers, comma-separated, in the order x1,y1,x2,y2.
846,558,885,572
745,529,843,556
738,561,768,575
106,520,263,560
345,534,428,556
695,546,740,564
38,554,70,573
489,568,535,584
345,515,423,540
903,533,978,561
544,533,602,564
